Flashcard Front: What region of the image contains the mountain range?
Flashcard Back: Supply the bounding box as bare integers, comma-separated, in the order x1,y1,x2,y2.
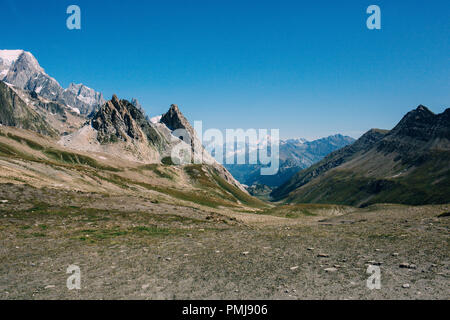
225,134,355,188
0,49,448,209
271,105,450,206
0,50,104,115
0,49,253,209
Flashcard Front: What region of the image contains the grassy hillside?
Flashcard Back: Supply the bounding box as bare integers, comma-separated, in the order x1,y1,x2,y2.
0,126,267,211
272,107,450,206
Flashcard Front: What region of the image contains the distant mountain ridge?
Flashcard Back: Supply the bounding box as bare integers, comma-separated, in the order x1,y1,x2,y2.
272,105,450,206
225,134,355,187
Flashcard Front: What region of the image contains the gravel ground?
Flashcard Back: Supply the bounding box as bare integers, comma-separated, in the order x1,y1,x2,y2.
0,185,448,300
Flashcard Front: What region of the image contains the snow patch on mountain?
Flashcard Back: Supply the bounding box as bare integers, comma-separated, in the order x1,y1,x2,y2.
0,49,104,115
0,49,24,65
150,115,162,124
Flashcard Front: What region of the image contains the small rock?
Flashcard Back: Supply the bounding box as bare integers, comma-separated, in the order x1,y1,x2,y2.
215,250,221,253
324,267,338,273
375,249,382,252
392,253,399,257
307,247,314,251
333,265,341,268
290,266,299,271
44,285,55,289
317,253,329,258
367,261,383,266
165,257,172,261
402,284,410,289
0,200,8,204
241,251,250,256
400,263,417,269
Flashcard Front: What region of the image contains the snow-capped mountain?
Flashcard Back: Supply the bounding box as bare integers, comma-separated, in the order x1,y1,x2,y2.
0,49,104,115
225,134,355,188
62,83,105,115
0,50,27,79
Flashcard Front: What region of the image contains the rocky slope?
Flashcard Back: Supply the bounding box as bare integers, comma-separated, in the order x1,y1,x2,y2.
91,95,165,147
58,96,247,192
0,81,57,137
272,106,450,206
160,104,248,192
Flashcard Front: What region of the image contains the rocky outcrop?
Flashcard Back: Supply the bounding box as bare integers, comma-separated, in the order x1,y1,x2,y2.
160,104,248,192
91,95,165,149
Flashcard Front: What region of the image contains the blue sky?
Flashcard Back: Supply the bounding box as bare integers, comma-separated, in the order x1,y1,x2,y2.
1,0,449,140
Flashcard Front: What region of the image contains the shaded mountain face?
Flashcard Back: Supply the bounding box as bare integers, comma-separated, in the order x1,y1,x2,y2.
0,81,58,137
272,106,450,207
0,50,104,115
225,134,355,188
0,79,87,137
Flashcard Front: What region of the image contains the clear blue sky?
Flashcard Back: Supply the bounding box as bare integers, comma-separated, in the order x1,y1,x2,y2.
1,0,449,140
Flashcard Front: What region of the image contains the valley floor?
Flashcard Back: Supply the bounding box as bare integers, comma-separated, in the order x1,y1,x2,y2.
0,184,448,300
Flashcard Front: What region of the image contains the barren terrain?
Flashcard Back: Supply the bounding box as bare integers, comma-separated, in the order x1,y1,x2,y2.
0,183,448,300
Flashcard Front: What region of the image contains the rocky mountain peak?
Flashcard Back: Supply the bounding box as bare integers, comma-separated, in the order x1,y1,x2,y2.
91,95,164,149
111,94,120,104
92,95,142,144
130,98,146,116
160,104,195,137
388,105,448,141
